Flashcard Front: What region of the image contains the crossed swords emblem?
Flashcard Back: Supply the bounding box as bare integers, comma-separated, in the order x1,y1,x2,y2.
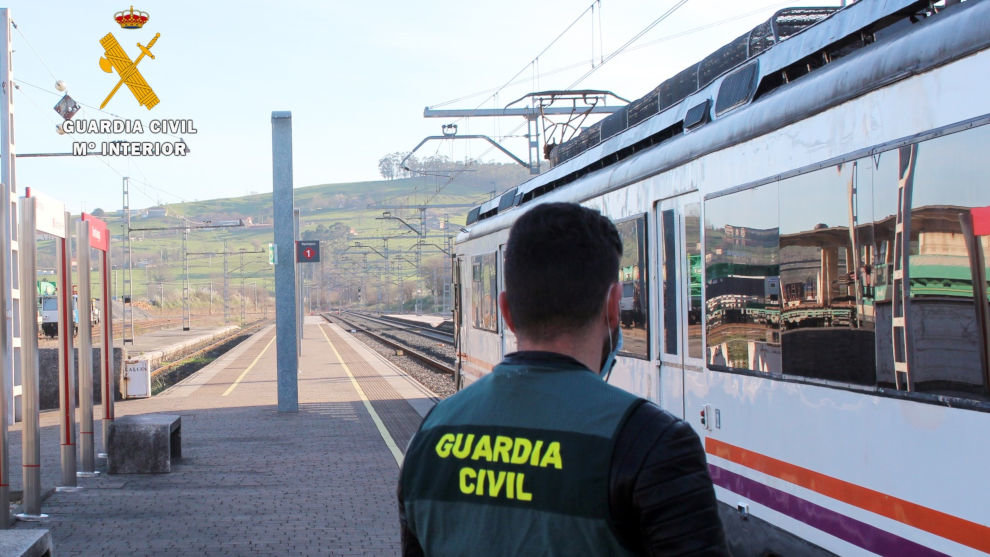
98,32,160,110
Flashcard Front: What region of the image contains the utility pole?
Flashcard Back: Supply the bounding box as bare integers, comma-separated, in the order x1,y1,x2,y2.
223,240,229,325
121,176,134,343
182,226,190,330
239,248,245,324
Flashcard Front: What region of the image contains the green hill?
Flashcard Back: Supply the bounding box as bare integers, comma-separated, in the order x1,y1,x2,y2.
58,162,528,318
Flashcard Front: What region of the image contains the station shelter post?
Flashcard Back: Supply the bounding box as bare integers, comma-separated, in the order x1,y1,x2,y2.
94,217,114,455
55,206,78,491
0,5,17,530
15,193,44,518
78,213,110,474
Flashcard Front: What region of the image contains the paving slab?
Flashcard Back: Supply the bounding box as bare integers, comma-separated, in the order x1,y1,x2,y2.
5,319,432,555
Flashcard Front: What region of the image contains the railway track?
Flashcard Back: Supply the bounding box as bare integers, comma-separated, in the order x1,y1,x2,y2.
345,311,454,344
322,312,455,375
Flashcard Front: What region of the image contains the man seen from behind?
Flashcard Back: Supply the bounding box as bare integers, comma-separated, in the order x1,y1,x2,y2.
398,202,729,556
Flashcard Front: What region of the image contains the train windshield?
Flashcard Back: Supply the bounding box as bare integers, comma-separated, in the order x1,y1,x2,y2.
42,298,58,311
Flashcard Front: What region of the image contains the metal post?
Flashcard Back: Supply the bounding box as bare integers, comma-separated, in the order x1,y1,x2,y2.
240,250,245,323
121,177,134,343
76,220,97,476
100,242,115,454
182,227,189,331
272,111,298,412
0,6,15,529
57,211,77,489
223,241,229,325
294,208,302,348
17,196,44,519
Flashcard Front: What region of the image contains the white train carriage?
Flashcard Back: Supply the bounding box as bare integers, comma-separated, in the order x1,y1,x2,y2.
452,1,990,554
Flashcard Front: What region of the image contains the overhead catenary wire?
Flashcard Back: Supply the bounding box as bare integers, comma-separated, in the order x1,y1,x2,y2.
567,0,691,89
10,20,58,84
430,0,601,124
471,0,789,170
421,1,788,112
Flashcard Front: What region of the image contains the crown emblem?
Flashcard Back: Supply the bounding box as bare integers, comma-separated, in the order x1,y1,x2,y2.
114,6,149,29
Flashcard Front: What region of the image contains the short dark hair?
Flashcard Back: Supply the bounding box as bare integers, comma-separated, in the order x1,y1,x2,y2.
504,202,622,340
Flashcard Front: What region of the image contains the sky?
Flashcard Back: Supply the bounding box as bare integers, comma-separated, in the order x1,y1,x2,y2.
4,0,842,214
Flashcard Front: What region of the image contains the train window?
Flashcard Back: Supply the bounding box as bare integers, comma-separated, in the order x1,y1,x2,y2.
715,61,759,116
661,210,678,356
705,183,781,373
871,126,990,400
685,203,703,359
616,215,649,359
778,163,877,385
471,253,498,333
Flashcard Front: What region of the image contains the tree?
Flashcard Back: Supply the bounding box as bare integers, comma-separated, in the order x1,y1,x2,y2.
90,208,106,217
378,156,395,180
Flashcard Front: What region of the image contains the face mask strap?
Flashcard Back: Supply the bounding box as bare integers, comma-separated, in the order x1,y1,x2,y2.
600,289,621,382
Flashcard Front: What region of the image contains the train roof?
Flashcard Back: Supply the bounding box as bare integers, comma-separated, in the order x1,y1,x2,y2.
459,0,953,235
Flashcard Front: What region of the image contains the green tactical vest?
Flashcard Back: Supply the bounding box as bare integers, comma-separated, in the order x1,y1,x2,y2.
401,354,643,556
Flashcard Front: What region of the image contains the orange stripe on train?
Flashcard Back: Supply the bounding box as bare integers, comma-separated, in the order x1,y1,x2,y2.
706,437,990,553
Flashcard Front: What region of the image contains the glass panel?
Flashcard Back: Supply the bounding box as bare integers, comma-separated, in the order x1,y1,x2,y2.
661,209,678,355
616,216,649,359
778,163,876,385
471,253,498,332
901,126,990,399
705,183,781,372
685,202,703,359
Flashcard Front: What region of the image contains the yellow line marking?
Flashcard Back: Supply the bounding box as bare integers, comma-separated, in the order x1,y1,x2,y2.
319,324,403,467
222,335,276,397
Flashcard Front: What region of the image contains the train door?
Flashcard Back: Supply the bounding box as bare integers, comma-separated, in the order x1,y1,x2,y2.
498,244,517,357
656,194,704,419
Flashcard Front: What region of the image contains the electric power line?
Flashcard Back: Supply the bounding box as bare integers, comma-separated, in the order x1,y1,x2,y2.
567,0,691,89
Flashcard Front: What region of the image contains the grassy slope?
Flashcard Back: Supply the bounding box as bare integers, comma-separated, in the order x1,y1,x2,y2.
44,174,516,313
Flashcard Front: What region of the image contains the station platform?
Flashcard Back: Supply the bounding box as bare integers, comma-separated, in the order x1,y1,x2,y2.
123,325,242,359
5,315,437,555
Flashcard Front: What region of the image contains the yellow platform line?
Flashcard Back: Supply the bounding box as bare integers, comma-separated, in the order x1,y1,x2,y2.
319,324,403,467
222,335,276,397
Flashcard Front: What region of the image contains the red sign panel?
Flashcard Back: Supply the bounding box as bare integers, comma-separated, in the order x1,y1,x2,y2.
82,213,110,252
972,206,990,237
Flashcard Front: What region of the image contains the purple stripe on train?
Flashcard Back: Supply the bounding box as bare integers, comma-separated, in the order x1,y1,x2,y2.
708,464,947,556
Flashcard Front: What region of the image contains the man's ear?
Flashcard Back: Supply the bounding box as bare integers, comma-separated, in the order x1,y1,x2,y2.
498,291,516,333
606,282,621,329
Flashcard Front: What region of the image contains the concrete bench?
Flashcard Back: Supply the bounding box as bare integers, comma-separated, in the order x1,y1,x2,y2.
0,529,52,556
108,414,182,474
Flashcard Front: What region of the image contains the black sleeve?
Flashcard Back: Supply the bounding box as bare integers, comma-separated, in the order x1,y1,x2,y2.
610,402,730,556
397,464,426,557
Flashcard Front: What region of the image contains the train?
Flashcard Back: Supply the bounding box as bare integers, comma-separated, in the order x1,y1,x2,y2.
38,293,101,338
451,1,990,555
